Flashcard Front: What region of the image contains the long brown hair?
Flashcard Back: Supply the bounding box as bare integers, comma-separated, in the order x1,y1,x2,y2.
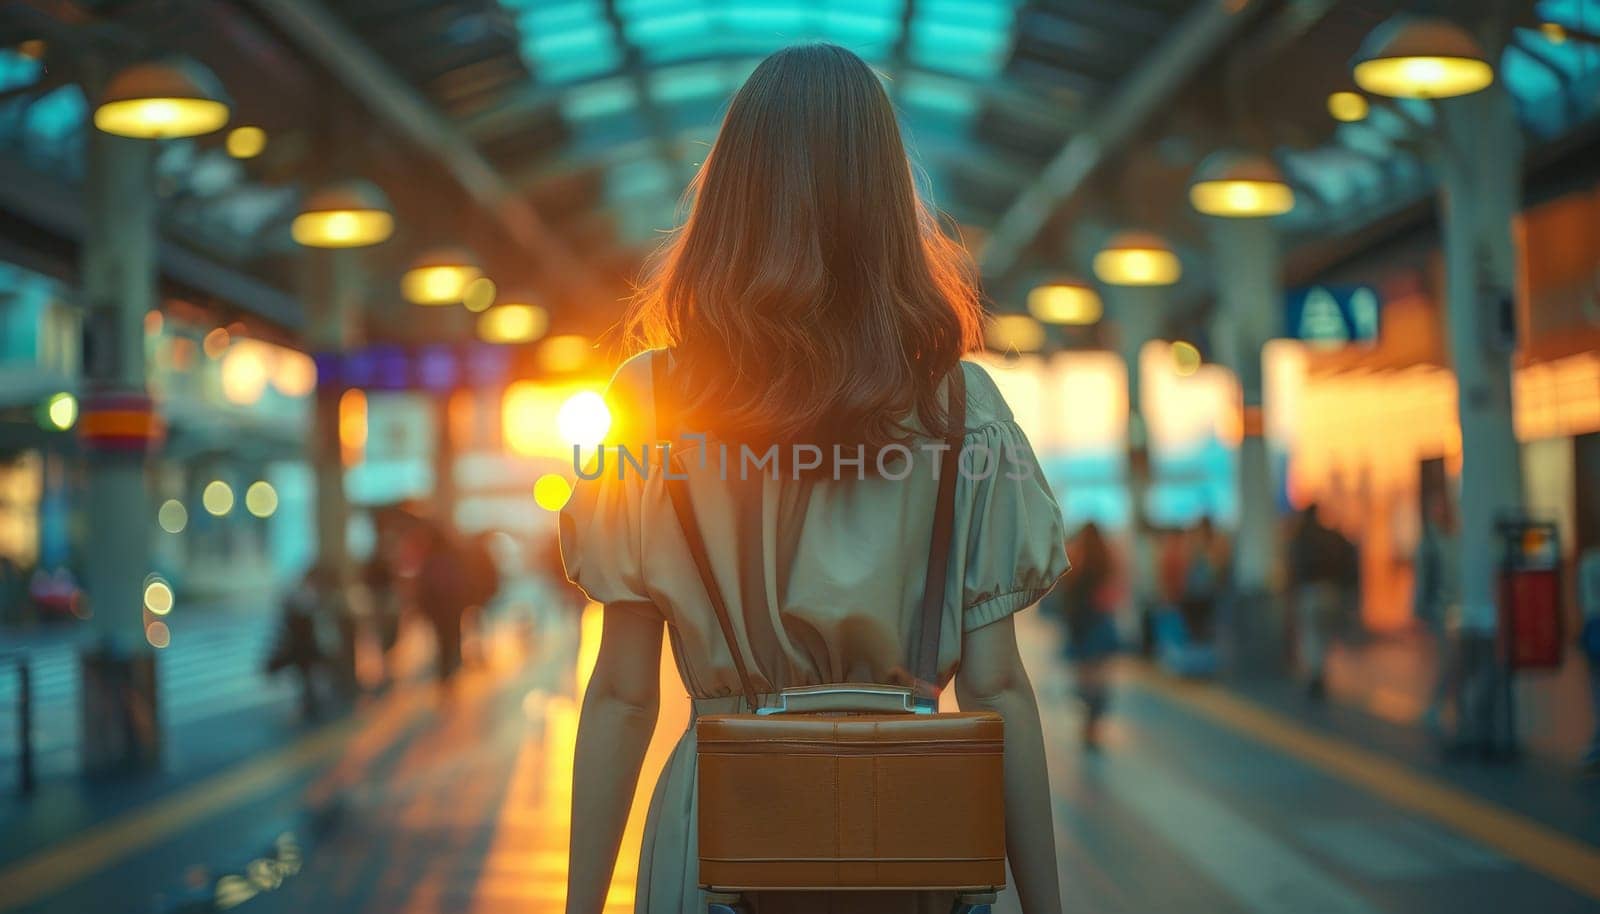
627,43,984,448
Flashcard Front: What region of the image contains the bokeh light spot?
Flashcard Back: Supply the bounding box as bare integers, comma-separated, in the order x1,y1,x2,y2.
202,480,235,516
557,391,612,446
534,474,573,512
158,499,188,533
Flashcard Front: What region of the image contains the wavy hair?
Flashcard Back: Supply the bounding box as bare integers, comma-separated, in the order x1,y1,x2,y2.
626,43,984,448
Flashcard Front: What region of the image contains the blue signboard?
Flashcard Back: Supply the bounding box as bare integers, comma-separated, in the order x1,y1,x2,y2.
313,343,514,391
1284,284,1381,347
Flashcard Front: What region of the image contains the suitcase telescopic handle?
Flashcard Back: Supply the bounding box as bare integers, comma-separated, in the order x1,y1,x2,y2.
756,685,933,715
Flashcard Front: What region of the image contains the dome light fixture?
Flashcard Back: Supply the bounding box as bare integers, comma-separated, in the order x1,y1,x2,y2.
986,314,1046,353
292,180,394,248
1352,16,1494,99
478,302,550,344
1026,277,1102,325
1189,151,1295,218
1093,231,1182,287
94,59,231,139
402,248,482,306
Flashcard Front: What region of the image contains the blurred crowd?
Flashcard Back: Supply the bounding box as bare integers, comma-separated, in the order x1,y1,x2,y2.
263,507,586,718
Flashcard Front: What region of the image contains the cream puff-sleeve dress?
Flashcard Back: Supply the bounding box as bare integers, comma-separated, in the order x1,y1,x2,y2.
560,351,1069,914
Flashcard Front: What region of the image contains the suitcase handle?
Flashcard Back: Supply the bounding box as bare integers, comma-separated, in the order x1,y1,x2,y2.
756,685,933,715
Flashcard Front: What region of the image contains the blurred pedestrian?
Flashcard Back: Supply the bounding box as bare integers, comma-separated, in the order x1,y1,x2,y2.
415,523,466,684
1413,495,1461,735
458,530,502,667
0,554,23,625
1156,529,1189,615
268,564,334,720
1288,503,1357,700
362,534,402,686
1578,542,1600,774
1180,517,1228,642
1047,522,1120,749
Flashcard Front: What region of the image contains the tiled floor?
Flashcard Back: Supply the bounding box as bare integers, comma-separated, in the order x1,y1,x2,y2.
1322,628,1596,762
3,608,1598,914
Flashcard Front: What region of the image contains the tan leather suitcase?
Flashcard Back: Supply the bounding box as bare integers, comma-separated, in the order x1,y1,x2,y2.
697,689,1005,891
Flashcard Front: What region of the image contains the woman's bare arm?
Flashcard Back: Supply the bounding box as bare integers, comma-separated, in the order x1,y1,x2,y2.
565,606,664,914
955,614,1062,914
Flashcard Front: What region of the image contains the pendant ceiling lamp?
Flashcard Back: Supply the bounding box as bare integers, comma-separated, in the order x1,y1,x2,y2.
1352,16,1494,99
986,314,1046,353
1189,150,1295,218
291,180,395,248
1026,276,1102,325
478,289,550,344
402,248,483,306
94,59,231,139
1093,231,1182,287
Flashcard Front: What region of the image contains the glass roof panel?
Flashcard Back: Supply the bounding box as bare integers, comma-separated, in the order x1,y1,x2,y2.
0,50,42,92
909,19,1012,80
1536,0,1600,26
21,86,87,160
1503,42,1569,138
625,7,711,52
900,73,981,129
562,78,640,121
606,158,674,202
650,63,733,105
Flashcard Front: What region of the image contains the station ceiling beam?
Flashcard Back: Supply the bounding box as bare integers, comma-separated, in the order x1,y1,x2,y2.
977,0,1265,281
245,0,606,304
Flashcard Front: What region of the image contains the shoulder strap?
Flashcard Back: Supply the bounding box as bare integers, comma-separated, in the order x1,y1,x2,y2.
655,352,966,709
654,352,762,710
912,365,966,701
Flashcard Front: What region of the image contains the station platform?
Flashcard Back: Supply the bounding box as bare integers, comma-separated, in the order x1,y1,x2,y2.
0,605,292,789
1,611,1597,914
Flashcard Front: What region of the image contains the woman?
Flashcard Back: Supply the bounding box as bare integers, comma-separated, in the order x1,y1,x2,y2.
414,522,466,685
1050,522,1120,748
560,44,1068,914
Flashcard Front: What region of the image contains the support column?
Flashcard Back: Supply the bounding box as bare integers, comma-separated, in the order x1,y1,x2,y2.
306,250,363,695
1209,218,1284,671
307,252,362,579
432,392,457,530
1436,82,1524,749
77,127,160,772
1109,288,1164,624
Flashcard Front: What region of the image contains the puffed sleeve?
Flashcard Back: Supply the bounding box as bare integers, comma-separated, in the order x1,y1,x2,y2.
557,352,660,616
954,365,1070,632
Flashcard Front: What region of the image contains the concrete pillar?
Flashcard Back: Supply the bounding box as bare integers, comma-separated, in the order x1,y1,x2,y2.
1109,287,1165,618
1436,82,1524,750
1436,83,1524,634
306,252,362,580
1208,218,1280,593
305,251,363,695
77,126,160,772
1208,217,1285,672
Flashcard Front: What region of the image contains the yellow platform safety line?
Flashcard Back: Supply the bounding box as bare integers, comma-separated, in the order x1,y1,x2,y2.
0,685,432,912
1128,664,1600,901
